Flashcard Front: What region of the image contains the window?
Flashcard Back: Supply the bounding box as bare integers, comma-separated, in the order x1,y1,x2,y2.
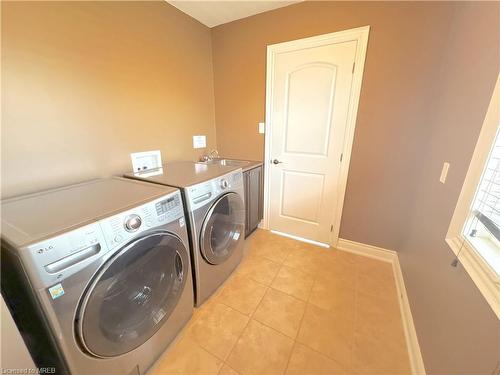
447,75,500,319
464,128,500,276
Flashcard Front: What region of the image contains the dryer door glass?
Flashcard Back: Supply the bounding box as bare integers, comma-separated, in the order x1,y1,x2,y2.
200,192,245,265
77,231,188,358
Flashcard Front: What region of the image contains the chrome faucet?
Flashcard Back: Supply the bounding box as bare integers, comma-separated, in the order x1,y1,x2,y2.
200,149,219,162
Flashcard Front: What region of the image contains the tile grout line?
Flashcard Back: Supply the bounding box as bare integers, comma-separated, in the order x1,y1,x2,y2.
185,301,242,367
350,258,362,374
283,270,315,375
282,256,355,373
194,244,277,369
282,341,298,375
293,338,348,372
154,231,409,375
221,248,274,371
250,316,299,342
259,247,304,375
222,287,268,368
227,245,371,371
292,256,358,372
223,245,294,374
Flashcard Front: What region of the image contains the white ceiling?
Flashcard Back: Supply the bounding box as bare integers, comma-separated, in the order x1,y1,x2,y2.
167,1,301,28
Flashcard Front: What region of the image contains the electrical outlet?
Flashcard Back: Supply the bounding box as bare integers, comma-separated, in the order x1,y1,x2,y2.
440,162,450,184
130,150,162,172
258,122,265,134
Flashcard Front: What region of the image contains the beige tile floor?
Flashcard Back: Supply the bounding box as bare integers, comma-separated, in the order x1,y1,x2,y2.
150,229,411,375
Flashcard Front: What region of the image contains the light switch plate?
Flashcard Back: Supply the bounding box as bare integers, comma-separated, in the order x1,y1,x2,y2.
258,122,265,134
440,162,450,184
193,135,207,149
130,150,162,172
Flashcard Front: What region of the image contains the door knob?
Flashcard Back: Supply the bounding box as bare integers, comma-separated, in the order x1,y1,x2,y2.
272,159,283,165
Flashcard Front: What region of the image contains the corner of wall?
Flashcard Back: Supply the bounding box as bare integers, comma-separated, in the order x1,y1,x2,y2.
208,26,218,152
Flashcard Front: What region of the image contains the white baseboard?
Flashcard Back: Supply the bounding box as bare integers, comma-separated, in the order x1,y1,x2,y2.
392,254,427,375
337,238,427,375
337,238,397,263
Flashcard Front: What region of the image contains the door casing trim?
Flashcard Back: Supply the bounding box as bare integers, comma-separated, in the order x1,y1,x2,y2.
262,26,370,246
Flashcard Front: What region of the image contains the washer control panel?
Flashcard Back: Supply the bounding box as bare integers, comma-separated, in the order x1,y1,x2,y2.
24,190,184,289
25,222,107,288
100,191,183,250
155,195,180,216
124,214,142,232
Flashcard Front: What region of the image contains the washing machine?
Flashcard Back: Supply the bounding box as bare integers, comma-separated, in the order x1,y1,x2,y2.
1,178,193,375
124,162,246,306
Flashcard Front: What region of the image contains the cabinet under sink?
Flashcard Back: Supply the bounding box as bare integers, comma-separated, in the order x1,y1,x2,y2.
243,164,263,237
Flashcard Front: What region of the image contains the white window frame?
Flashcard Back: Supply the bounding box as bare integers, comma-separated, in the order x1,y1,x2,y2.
446,74,500,319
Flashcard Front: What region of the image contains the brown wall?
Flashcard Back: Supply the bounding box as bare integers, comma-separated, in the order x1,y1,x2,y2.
1,1,216,198
2,1,499,373
211,1,457,250
400,3,500,374
211,2,500,374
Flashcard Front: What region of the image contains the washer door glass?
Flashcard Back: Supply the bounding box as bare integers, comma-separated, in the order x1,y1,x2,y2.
200,192,245,265
77,231,188,358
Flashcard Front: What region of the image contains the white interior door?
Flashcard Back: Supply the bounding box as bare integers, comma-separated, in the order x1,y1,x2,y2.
268,39,357,244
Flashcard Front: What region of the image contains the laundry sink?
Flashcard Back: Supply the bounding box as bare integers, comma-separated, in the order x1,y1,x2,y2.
199,158,263,172
201,158,253,168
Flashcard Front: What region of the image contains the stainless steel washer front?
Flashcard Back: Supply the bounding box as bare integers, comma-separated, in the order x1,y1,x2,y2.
200,192,245,265
123,162,246,306
76,231,189,358
1,178,194,375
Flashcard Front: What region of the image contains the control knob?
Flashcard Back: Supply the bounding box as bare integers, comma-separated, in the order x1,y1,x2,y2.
220,179,229,189
124,214,142,232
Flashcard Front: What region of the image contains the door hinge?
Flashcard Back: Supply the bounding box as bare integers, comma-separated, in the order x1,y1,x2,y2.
330,225,333,232
352,62,355,74
340,153,343,162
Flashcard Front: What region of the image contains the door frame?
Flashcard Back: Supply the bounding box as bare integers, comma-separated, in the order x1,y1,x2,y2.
262,26,370,247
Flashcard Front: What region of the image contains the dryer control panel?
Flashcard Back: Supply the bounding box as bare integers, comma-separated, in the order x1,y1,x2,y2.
186,170,244,212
